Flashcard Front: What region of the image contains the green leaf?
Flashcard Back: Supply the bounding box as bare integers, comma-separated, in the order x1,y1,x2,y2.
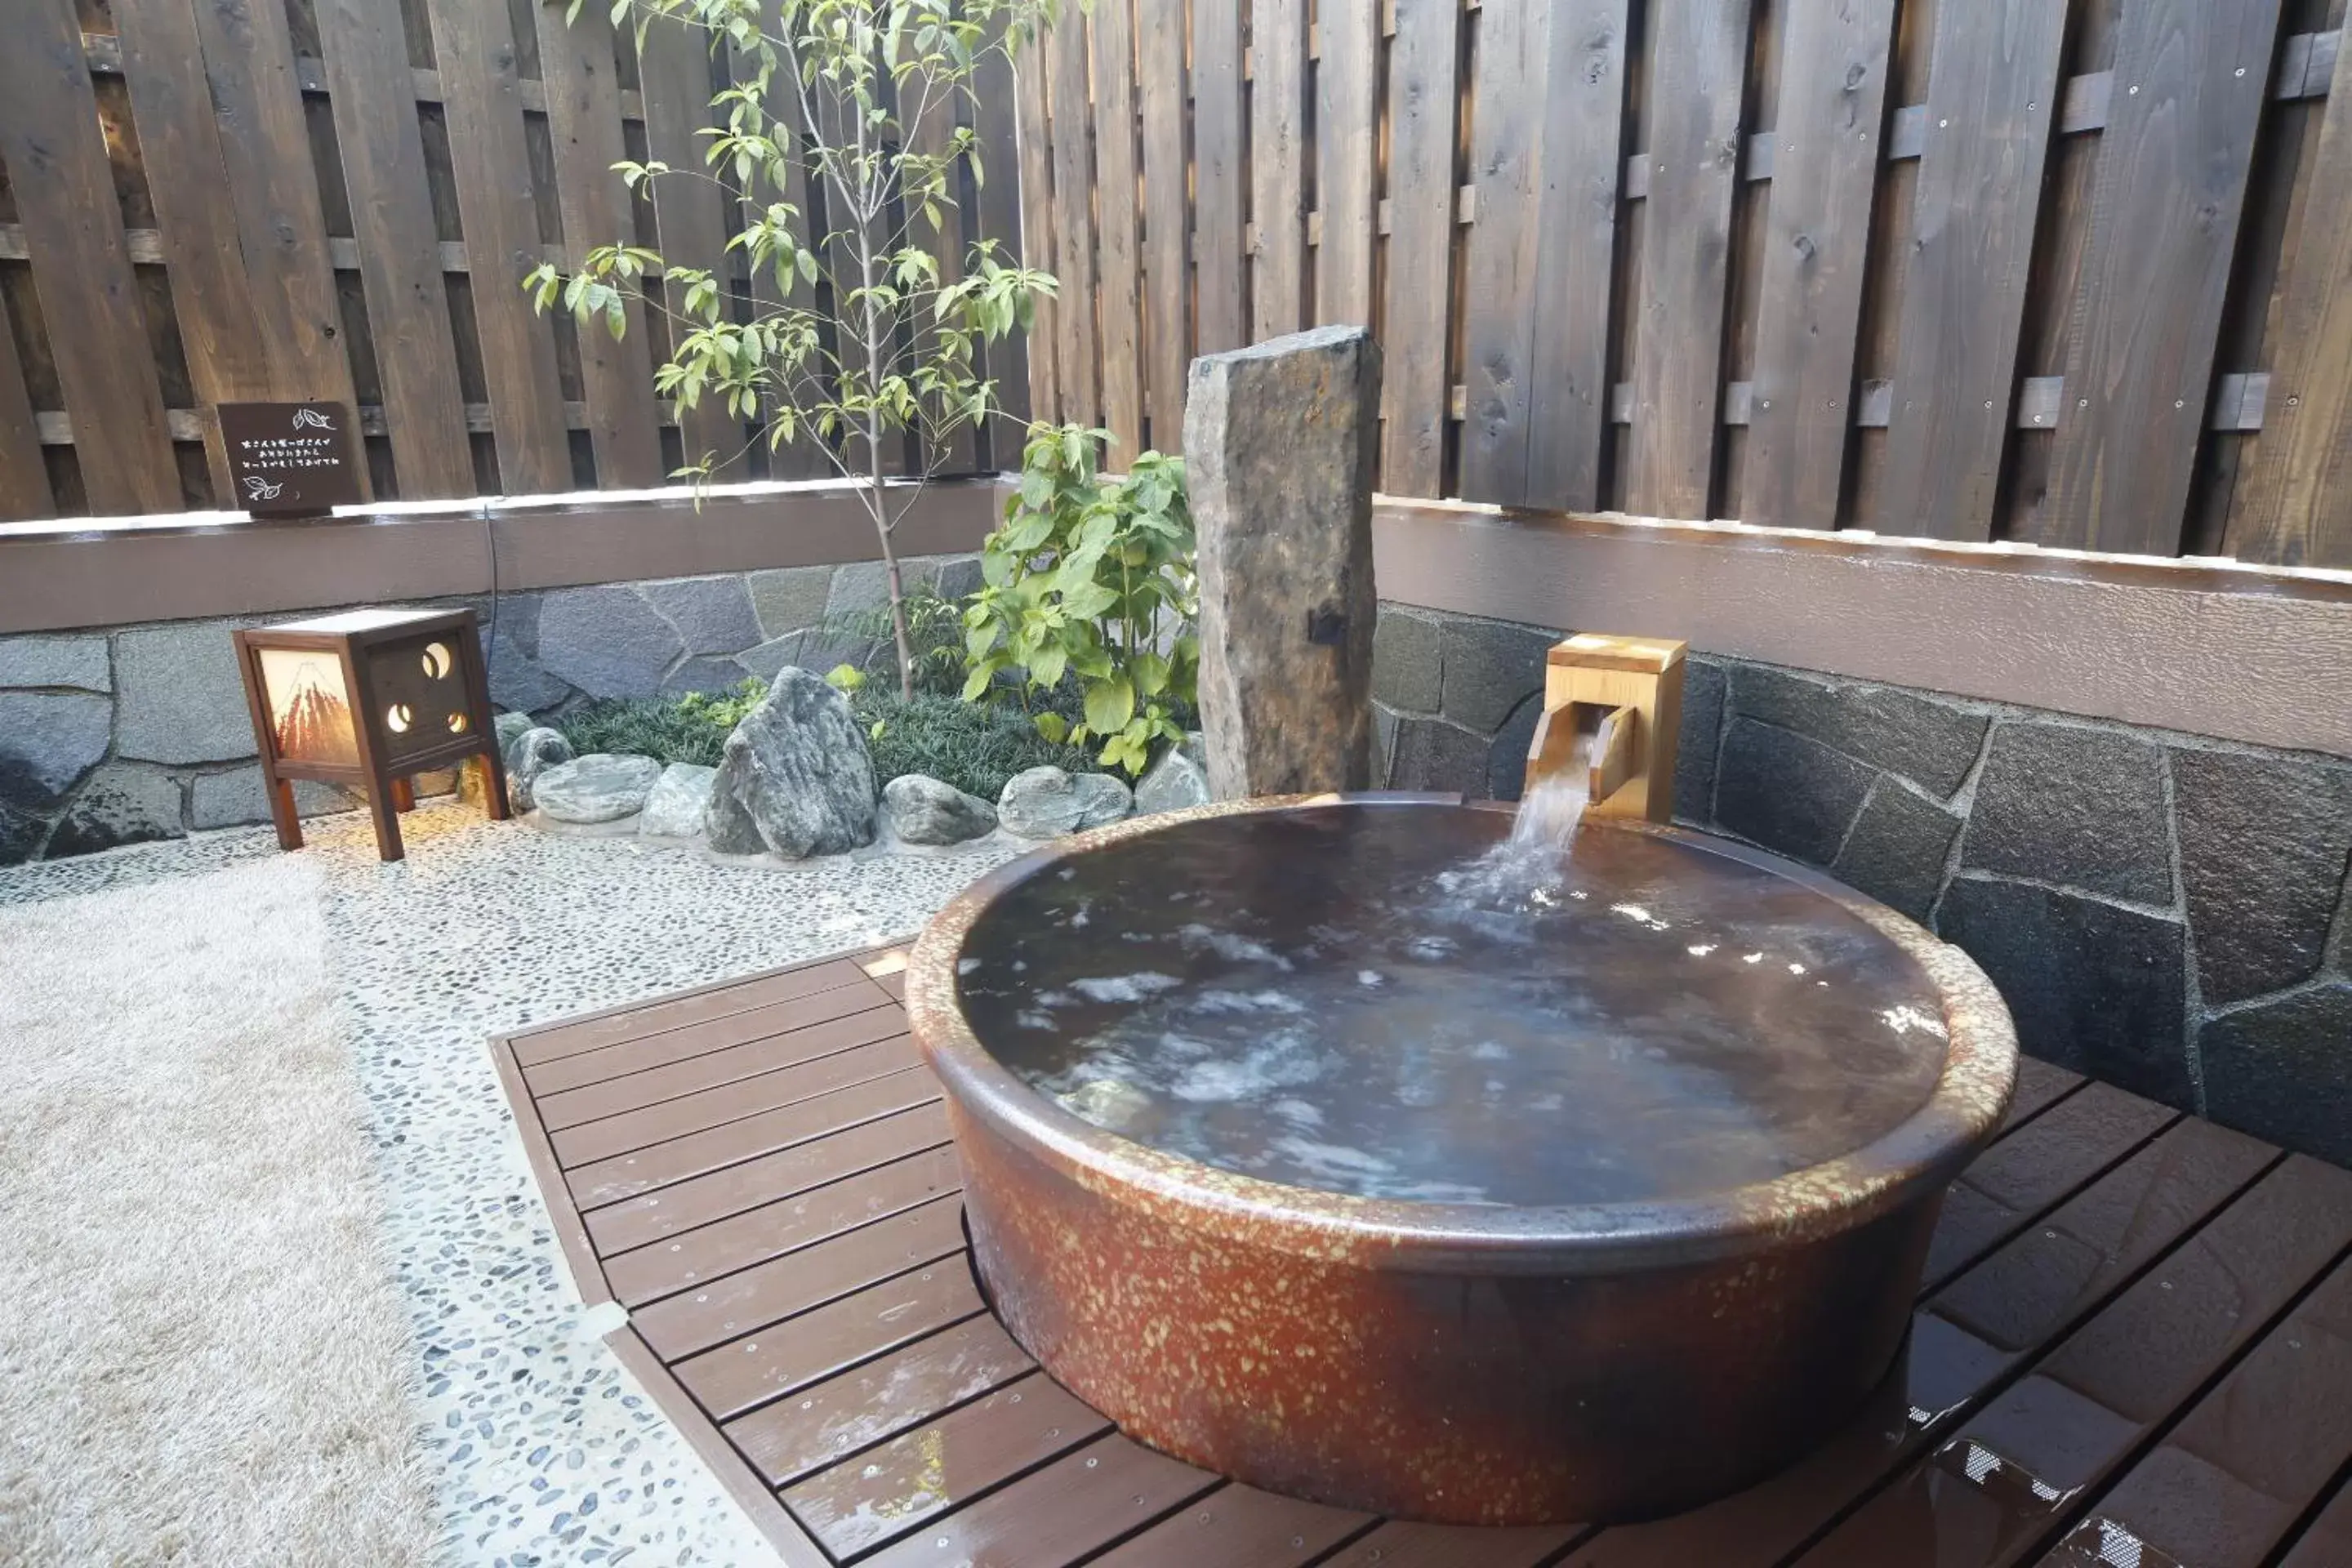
1132,649,1169,697
1032,710,1068,744
1083,675,1134,737
1026,640,1068,690
825,663,867,692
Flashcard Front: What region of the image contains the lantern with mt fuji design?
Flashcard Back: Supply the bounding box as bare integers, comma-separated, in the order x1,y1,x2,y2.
233,608,510,862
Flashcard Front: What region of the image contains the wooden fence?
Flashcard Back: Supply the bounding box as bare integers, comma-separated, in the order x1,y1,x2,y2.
1018,0,2352,568
0,0,1028,522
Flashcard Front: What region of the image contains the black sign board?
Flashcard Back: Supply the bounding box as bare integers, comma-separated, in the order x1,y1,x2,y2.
219,402,363,517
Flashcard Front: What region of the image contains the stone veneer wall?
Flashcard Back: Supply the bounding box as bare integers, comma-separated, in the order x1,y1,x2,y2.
1374,602,2352,1168
0,553,979,866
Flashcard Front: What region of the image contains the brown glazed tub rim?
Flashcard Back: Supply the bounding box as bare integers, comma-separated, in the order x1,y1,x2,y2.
907,792,2019,1275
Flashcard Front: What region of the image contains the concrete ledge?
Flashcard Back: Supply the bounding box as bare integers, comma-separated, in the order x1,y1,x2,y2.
0,479,1008,634
1373,498,2352,760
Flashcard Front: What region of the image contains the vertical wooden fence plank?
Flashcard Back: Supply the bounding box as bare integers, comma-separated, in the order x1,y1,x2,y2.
1011,26,1060,426
1880,0,2067,541
906,60,979,476
1626,0,1753,519
1315,0,1379,329
1089,0,1144,465
1045,7,1098,428
969,16,1033,458
1459,0,1628,512
0,292,55,520
1742,0,1898,529
537,0,665,488
1379,0,1464,498
1250,0,1308,339
316,0,476,497
116,0,276,496
0,0,182,514
1136,0,1191,452
1192,0,1250,357
2228,42,2352,568
732,13,834,481
638,16,748,482
189,0,363,440
428,0,575,495
2041,0,2286,554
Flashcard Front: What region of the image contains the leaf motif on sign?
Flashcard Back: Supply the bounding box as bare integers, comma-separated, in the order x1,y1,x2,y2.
243,475,286,501
290,407,337,432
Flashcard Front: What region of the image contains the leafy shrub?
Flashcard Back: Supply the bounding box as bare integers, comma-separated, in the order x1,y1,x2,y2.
963,425,1196,774
816,586,967,695
552,681,764,768
851,688,1092,801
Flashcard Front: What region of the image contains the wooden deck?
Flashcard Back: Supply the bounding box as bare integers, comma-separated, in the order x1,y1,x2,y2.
491,943,2352,1568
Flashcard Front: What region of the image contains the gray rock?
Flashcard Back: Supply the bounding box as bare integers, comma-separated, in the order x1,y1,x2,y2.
1728,663,1988,800
532,753,664,824
480,596,573,713
1960,723,2173,905
0,689,113,804
826,559,897,617
506,726,575,811
46,764,185,858
2172,746,2352,1006
1713,716,1876,866
537,585,685,699
1832,779,1964,925
1438,618,1557,734
494,711,535,752
748,565,835,638
705,667,878,858
1134,747,1211,815
639,762,717,838
737,636,808,685
1673,657,1729,826
2202,984,2352,1165
930,554,985,600
883,773,998,845
114,618,257,764
1371,608,1442,714
661,655,751,697
0,634,110,693
190,765,352,830
1371,704,1398,787
0,800,48,865
996,766,1134,839
1938,875,2190,1108
1486,692,1544,802
1188,324,1382,797
644,575,763,657
1386,715,1489,796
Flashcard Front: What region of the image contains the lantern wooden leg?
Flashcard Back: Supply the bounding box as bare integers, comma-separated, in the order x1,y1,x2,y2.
364,782,407,862
265,774,304,852
474,754,512,821
390,776,416,813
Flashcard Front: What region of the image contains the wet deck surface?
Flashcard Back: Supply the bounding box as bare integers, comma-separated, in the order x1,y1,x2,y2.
492,942,2352,1568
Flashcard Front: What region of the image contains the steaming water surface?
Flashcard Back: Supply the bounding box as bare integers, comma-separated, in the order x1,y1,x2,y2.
956,804,1950,1207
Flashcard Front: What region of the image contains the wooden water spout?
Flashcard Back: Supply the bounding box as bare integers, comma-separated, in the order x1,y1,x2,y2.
1524,632,1687,821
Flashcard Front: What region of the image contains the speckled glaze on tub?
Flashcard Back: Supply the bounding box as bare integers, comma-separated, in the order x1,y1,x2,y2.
906,795,2017,1526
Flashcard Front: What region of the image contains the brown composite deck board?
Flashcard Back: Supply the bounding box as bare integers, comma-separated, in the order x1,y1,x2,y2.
527,982,893,1098
545,1009,913,1147
489,942,2352,1568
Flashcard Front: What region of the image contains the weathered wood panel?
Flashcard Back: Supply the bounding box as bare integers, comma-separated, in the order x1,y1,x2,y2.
427,0,574,495
316,0,475,498
1089,0,1143,464
1459,0,1628,513
0,291,55,520
1379,0,1465,498
2042,0,2287,554
1010,22,1061,432
1250,0,1309,340
1625,0,1753,518
1045,7,1098,427
906,58,980,476
1135,0,1190,451
1192,0,1250,357
1742,0,1899,529
536,0,664,488
0,0,182,514
2231,35,2352,568
1315,0,1381,331
969,14,1033,459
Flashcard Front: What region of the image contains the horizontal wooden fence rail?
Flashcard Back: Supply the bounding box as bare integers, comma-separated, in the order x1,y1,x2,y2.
1022,0,2352,569
0,2,1032,523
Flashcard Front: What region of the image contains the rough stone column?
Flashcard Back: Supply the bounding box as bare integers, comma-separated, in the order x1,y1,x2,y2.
1185,324,1383,798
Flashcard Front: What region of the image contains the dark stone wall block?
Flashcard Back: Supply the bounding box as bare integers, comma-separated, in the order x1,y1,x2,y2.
1729,664,1988,798
1938,876,2192,1107
1960,724,2174,905
2172,748,2352,1006
1714,718,1876,866
1674,657,1727,826
1388,716,1491,797
2202,985,2352,1166
1371,607,1443,714
1833,781,1963,925
1437,618,1557,734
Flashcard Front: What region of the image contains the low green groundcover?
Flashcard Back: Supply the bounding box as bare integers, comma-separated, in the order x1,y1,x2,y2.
550,680,1091,803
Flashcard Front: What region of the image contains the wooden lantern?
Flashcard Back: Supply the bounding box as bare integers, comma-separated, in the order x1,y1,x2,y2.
232,608,511,862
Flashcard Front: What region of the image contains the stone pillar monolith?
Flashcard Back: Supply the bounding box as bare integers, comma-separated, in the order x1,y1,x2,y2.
1185,324,1383,799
